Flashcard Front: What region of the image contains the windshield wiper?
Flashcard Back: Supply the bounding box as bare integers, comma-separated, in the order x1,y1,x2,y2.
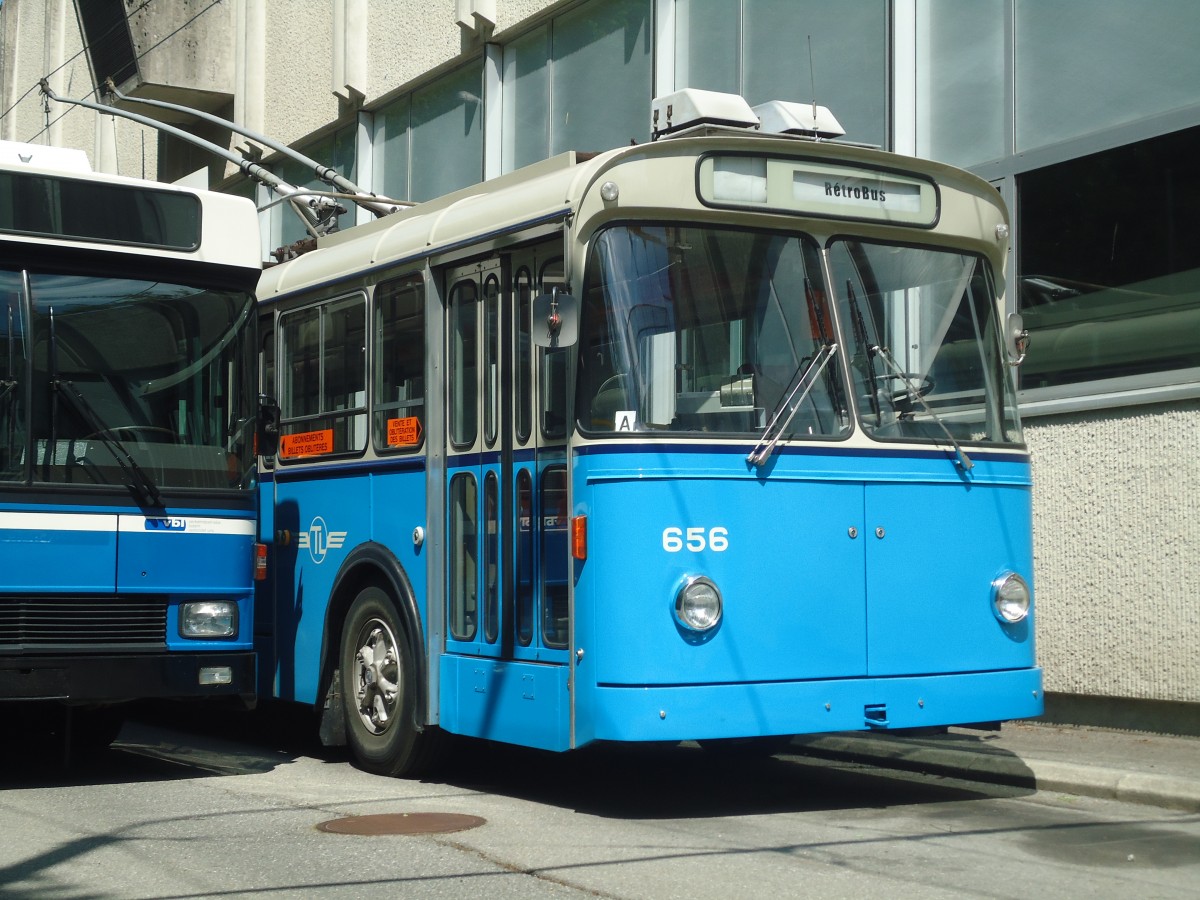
53,379,163,505
844,280,882,424
748,279,839,468
870,344,973,472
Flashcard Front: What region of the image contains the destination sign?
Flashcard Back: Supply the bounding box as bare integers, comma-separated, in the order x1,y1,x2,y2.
698,154,939,226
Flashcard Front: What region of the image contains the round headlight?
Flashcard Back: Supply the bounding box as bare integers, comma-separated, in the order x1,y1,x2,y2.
992,573,1031,623
675,576,722,632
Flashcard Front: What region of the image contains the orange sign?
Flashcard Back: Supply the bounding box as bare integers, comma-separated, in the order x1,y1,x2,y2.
387,416,423,447
280,428,334,459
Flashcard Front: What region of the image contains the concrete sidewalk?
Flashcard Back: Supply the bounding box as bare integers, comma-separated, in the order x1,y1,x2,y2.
789,720,1200,812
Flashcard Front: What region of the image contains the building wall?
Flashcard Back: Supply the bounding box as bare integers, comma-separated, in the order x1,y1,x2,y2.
1027,402,1200,703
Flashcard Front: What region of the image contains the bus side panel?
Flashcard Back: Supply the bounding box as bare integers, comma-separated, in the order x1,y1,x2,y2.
270,472,371,705
368,463,429,656
0,510,117,591
439,655,570,751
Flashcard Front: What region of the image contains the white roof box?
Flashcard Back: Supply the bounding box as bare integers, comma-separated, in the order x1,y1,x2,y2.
752,101,845,140
652,89,759,138
0,140,91,171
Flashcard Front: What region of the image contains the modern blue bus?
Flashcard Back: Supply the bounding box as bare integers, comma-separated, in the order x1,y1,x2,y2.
0,142,265,751
254,91,1042,776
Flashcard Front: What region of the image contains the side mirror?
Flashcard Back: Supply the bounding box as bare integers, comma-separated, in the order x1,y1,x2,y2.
531,288,579,348
1005,313,1030,366
257,394,280,458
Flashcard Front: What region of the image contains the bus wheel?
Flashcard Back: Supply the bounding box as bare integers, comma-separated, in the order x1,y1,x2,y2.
339,586,436,777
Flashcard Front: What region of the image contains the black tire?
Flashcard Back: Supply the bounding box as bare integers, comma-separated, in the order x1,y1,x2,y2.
339,586,439,777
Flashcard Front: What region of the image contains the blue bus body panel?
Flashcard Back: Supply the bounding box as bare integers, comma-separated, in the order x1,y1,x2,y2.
439,655,570,751
0,511,118,591
571,443,1040,746
262,460,427,705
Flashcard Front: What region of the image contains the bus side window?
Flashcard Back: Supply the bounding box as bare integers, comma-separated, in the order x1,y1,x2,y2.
372,274,425,453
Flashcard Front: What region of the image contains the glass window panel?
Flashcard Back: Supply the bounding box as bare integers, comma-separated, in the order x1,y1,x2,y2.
916,0,1006,167
675,0,740,94
373,274,425,453
1016,1,1200,152
540,466,569,650
551,0,653,156
449,279,479,448
539,260,568,440
279,295,367,459
515,267,533,443
743,0,887,148
502,25,551,172
483,471,499,644
1,272,28,482
1018,126,1200,390
515,467,534,646
484,274,500,447
411,64,484,202
374,96,411,202
449,472,478,642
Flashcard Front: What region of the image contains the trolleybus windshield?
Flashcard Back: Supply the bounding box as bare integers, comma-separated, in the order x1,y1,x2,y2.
577,223,1021,447
0,269,256,491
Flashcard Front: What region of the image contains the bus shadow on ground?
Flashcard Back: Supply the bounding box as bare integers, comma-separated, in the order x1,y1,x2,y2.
430,736,1037,820
0,700,321,790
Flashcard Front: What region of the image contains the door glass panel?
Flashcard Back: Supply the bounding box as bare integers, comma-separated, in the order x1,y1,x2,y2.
449,472,478,641
483,470,499,644
515,467,534,646
515,267,533,443
541,466,569,649
449,280,478,448
484,273,500,447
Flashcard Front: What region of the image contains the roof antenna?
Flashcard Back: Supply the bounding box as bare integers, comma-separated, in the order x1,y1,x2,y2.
808,35,818,122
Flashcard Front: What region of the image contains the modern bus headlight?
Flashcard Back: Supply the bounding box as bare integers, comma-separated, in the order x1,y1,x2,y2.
674,576,723,633
991,573,1031,623
180,601,238,638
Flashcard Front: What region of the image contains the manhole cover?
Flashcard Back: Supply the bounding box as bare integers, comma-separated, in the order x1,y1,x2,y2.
316,812,486,836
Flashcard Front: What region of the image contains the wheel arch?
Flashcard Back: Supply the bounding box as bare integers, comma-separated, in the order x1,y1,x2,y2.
322,541,430,729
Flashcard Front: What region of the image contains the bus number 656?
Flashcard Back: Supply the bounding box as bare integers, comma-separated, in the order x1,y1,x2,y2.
662,526,729,552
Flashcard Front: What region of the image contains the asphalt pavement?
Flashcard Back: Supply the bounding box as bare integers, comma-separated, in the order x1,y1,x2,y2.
789,720,1200,812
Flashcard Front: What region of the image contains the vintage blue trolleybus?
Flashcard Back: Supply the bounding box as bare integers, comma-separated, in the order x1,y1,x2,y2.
255,92,1041,775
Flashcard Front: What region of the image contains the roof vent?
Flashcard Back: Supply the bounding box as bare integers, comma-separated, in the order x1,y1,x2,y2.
652,89,759,140
752,101,845,140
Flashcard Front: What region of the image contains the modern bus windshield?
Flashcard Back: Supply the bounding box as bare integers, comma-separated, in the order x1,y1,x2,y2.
577,224,1021,447
1,270,257,492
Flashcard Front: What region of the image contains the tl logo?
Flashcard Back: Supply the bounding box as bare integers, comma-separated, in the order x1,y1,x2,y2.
297,516,347,564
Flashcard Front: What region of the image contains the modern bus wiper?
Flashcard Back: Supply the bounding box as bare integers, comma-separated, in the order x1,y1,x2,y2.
53,380,163,505
870,344,974,472
0,378,14,403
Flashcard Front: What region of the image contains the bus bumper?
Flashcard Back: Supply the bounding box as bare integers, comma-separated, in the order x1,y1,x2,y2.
0,651,256,708
583,667,1044,744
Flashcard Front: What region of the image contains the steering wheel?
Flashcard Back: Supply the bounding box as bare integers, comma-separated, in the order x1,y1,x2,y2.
85,426,180,444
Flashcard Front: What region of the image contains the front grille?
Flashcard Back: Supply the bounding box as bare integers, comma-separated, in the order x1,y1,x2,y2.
0,596,167,652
